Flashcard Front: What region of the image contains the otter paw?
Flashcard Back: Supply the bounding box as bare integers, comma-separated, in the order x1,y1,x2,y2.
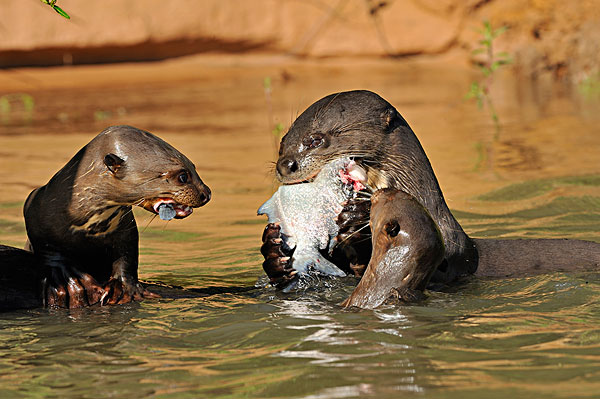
101,279,160,305
43,266,104,309
335,196,371,244
388,287,427,303
261,223,296,288
331,196,372,275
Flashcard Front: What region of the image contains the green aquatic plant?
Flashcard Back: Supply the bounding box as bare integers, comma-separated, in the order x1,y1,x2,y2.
0,93,35,124
466,21,512,132
578,71,600,99
477,175,600,202
272,122,284,138
263,77,286,159
40,0,70,19
93,110,112,121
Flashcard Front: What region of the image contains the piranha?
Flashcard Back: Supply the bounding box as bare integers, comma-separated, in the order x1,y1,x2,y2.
257,158,368,289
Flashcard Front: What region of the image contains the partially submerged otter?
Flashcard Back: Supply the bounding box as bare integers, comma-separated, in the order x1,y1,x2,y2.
262,90,600,286
22,125,211,308
342,189,444,309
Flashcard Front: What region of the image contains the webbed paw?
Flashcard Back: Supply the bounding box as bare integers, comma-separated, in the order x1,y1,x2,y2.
336,196,371,243
101,278,160,305
43,266,104,308
387,287,427,303
260,223,297,288
333,195,372,275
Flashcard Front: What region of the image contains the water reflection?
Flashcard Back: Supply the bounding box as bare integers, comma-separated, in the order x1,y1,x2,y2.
0,57,599,398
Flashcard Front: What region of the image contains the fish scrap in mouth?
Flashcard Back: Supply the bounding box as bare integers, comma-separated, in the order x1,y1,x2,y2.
141,198,193,219
285,159,368,188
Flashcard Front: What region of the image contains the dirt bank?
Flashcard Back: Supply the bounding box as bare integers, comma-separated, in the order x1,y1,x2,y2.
1,0,599,82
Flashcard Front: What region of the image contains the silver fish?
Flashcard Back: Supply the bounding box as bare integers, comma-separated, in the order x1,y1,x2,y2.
257,157,368,280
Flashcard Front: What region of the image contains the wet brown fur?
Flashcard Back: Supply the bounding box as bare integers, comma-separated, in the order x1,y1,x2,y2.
23,125,211,308
342,189,444,309
275,90,600,283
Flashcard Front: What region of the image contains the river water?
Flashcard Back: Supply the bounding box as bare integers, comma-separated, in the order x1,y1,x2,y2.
0,56,599,398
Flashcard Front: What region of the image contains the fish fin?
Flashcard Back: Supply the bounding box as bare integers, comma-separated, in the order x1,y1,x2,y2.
314,254,346,276
257,197,273,216
293,253,346,277
257,198,281,225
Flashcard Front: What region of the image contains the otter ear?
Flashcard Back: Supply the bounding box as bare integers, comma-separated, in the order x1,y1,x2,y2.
104,153,125,177
382,108,409,133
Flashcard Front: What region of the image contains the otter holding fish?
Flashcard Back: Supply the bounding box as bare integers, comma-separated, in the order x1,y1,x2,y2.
261,90,600,297
257,157,368,290
22,125,211,308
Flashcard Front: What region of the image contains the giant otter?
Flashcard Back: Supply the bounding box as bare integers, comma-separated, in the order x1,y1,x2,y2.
261,90,600,286
342,189,444,309
0,245,45,310
22,125,211,308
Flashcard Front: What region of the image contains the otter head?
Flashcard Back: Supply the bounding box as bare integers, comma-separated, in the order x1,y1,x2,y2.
92,125,211,219
342,189,444,309
276,90,410,186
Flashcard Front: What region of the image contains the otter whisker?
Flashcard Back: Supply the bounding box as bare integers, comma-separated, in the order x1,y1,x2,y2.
266,161,277,175
337,223,371,246
132,198,145,207
128,175,165,189
314,92,342,121
140,213,158,234
350,235,372,246
334,119,375,134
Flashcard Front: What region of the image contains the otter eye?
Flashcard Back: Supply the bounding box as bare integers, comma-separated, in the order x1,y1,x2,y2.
178,171,189,184
384,221,400,237
302,133,325,149
310,137,323,148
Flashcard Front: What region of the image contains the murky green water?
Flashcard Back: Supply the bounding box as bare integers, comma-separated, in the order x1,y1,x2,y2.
0,57,599,398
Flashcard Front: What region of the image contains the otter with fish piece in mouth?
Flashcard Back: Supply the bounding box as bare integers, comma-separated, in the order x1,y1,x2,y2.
261,90,600,302
22,125,211,308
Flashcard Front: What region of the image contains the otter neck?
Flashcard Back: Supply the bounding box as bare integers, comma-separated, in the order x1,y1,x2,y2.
367,159,478,283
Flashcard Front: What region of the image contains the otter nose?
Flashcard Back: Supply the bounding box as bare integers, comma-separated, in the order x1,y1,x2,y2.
197,185,211,206
277,157,298,177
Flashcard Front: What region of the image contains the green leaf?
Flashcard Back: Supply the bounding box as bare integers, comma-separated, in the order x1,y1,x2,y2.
465,82,484,102
272,122,284,136
53,5,71,19
478,65,491,76
493,26,508,38
0,97,10,115
20,94,35,112
263,77,272,90
483,21,492,34
471,48,486,55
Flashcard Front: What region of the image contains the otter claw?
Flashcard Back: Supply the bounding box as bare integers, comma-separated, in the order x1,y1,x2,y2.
261,223,296,287
100,290,110,306
43,265,104,308
101,278,159,305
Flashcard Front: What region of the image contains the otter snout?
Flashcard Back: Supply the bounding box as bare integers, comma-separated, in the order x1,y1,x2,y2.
196,184,211,207
276,157,298,177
